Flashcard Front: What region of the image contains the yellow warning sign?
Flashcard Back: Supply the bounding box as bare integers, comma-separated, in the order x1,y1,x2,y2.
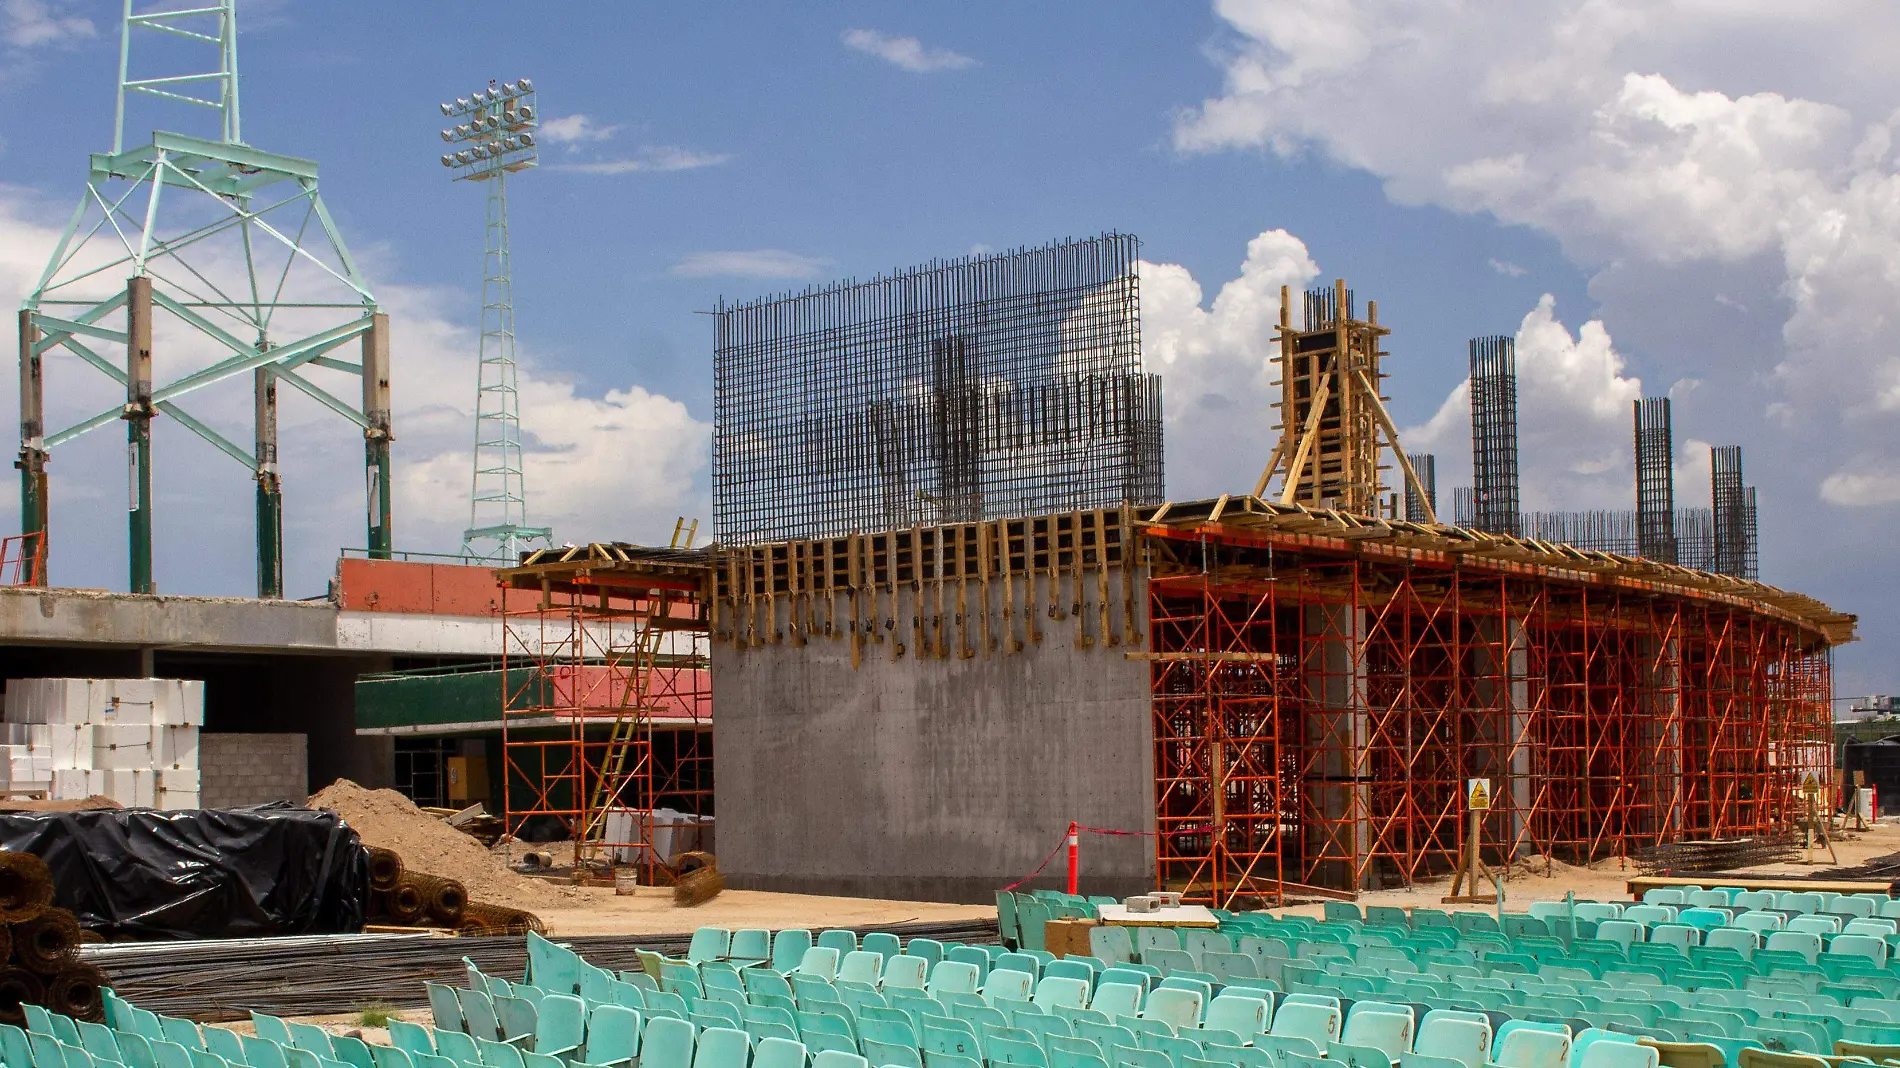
1467,778,1492,811
1802,771,1822,795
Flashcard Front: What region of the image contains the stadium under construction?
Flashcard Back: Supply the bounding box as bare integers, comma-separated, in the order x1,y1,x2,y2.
480,235,1853,907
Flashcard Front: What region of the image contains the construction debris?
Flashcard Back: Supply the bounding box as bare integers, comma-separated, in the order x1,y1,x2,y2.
0,851,103,1023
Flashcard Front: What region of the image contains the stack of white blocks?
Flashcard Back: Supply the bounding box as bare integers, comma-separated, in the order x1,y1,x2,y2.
0,678,202,808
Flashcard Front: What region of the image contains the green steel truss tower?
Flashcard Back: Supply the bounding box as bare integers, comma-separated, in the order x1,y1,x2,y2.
18,0,392,597
437,79,550,563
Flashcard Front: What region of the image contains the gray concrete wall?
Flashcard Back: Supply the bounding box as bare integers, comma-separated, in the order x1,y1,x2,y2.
201,732,308,808
714,569,1154,904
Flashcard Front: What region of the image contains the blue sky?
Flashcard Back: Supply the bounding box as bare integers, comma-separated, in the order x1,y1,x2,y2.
2,1,1893,696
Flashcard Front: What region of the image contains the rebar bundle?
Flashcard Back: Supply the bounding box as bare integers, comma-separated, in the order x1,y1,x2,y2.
365,847,404,892
82,919,999,1021
401,873,468,926
12,911,77,974
712,234,1163,544
0,853,54,924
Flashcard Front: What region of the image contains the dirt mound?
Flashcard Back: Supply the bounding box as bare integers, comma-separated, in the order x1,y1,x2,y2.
310,780,582,909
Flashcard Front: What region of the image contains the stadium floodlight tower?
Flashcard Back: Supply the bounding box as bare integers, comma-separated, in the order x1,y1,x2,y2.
438,79,550,562
18,0,392,597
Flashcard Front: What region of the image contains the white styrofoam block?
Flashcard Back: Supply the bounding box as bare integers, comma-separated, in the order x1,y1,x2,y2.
152,681,205,727
105,768,156,806
109,678,156,705
0,724,29,745
92,724,156,769
155,788,199,810
161,726,199,770
50,768,89,800
181,680,204,727
24,724,48,749
46,725,90,771
157,767,200,792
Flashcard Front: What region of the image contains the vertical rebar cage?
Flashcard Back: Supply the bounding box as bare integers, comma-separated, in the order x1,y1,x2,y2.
1635,397,1677,564
710,234,1164,545
1469,336,1520,537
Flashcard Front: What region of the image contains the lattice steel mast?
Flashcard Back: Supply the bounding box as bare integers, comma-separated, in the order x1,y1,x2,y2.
20,0,391,595
436,80,550,562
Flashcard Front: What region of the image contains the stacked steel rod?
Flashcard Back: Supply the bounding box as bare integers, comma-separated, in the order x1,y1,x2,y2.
85,919,998,1021
0,852,105,1023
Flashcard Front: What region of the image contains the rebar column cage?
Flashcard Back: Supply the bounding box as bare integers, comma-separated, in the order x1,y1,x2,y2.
1404,454,1436,524
1635,397,1677,565
1140,495,1845,904
498,544,713,877
1469,336,1521,536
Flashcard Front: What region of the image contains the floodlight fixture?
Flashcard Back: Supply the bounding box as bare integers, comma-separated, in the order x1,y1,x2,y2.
431,76,537,181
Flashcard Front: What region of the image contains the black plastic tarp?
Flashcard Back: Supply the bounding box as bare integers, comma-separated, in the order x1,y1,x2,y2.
0,803,368,940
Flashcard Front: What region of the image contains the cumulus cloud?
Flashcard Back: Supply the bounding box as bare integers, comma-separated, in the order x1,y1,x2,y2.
544,146,731,175
668,249,828,280
841,28,976,73
1401,294,1643,512
1138,229,1318,499
1174,1,1900,498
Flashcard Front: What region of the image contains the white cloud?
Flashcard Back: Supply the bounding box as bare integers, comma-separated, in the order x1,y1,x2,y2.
1138,229,1319,499
1173,0,1900,506
537,114,620,146
1489,258,1526,277
544,147,731,175
1402,293,1643,512
841,28,976,73
1821,467,1900,507
5,0,93,48
668,249,828,280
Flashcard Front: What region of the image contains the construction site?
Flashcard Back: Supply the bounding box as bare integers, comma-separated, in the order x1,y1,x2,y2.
0,4,1885,1068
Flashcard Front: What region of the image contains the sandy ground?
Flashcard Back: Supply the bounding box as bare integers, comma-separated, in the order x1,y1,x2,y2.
1277,817,1900,919
532,885,994,936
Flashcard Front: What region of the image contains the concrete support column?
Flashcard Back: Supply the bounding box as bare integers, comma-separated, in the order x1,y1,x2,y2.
361,312,392,559
125,277,154,595
17,310,47,585
254,366,282,599
1473,615,1533,859
1640,632,1683,839
1304,602,1369,889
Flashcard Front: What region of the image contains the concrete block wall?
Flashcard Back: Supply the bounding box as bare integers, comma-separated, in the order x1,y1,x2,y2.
200,732,308,808
714,569,1154,904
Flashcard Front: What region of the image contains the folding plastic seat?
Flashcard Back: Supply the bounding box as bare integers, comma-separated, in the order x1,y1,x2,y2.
1686,890,1733,909
998,952,1044,980
1034,977,1091,1011
1764,932,1823,965
1621,906,1674,926
1345,1007,1415,1057
1486,1022,1570,1068
1018,900,1054,953
924,960,980,999
1777,894,1821,916
768,929,815,975
684,927,732,965
1734,912,1784,935
1144,948,1198,976
1648,925,1699,953
1844,917,1898,936
1089,926,1136,965
811,1053,868,1068
985,969,1035,1005
796,946,841,981
1572,905,1622,925
747,1037,804,1068
330,1036,377,1068
879,953,928,991
1574,1037,1656,1068
1089,982,1144,1021
1134,929,1183,963
1642,890,1685,907
1785,916,1839,936
1183,931,1234,959
1401,1015,1490,1068
368,1048,412,1068
1828,934,1889,966
1046,1036,1110,1068
1729,891,1775,912
1197,995,1268,1040
835,950,882,988
857,931,901,962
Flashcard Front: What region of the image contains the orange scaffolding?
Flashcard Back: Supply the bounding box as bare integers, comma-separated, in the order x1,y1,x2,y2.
1142,499,1845,906
497,542,713,878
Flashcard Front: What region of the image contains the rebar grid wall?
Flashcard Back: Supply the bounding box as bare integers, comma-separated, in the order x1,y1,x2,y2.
711,235,1163,545
1636,397,1678,564
1469,337,1521,536
497,553,712,878
1516,509,1718,571
1404,454,1436,524
1143,514,1837,905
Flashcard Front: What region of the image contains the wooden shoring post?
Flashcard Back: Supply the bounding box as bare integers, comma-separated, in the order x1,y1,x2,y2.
1000,518,1018,654
1096,511,1115,647
1122,506,1141,645
1024,518,1043,645
1049,513,1068,623
1079,509,1094,649
888,528,904,660
977,522,994,655
910,525,926,659
957,525,975,659
848,535,862,670
933,527,949,659
789,541,807,647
